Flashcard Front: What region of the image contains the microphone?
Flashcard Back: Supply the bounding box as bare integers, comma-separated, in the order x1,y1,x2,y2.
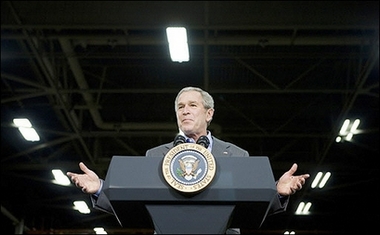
196,135,210,149
173,135,186,146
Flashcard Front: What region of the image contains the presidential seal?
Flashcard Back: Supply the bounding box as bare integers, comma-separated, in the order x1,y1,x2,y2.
162,143,216,193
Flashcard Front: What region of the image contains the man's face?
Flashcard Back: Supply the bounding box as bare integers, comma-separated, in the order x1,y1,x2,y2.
176,90,214,137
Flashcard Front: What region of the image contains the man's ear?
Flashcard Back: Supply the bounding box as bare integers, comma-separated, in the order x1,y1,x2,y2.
206,108,214,122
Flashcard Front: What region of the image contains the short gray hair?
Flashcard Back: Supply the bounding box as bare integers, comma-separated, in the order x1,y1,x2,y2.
174,87,214,111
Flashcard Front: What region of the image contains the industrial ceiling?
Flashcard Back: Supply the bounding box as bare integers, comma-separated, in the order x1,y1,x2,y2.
1,1,379,234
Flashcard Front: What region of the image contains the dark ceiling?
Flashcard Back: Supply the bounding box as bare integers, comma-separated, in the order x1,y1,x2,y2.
1,1,379,234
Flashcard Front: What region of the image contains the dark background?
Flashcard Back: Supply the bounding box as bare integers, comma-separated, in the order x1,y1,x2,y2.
1,1,379,234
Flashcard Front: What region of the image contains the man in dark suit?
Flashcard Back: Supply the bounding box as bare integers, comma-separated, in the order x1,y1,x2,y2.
68,86,310,234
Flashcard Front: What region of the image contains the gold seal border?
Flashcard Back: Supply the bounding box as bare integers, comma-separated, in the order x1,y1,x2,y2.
162,143,216,193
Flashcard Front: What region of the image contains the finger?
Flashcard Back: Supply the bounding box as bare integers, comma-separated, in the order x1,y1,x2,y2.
67,175,75,183
69,174,77,181
291,188,297,194
79,162,92,174
301,177,307,184
288,163,298,175
73,177,80,186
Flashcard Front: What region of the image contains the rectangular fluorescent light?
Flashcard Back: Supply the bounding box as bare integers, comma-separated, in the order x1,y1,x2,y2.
52,169,71,186
13,118,40,141
311,171,331,188
350,119,360,133
295,201,312,215
73,201,91,214
337,118,361,142
339,119,350,135
94,227,108,234
166,27,190,62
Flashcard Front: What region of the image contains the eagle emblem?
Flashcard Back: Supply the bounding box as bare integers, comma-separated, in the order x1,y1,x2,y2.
162,143,216,193
177,155,202,181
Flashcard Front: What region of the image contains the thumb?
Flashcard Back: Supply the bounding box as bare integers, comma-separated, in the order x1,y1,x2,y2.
78,162,92,174
287,163,298,175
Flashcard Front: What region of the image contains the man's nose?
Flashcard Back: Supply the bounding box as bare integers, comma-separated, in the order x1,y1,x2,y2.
182,105,190,114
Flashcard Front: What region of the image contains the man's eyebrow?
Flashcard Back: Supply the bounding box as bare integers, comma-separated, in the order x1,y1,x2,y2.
178,100,198,105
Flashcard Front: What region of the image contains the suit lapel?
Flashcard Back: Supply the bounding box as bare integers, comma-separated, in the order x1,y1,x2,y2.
161,143,172,156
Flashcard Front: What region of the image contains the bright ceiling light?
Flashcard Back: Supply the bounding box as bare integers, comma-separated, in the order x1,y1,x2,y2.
52,169,71,186
311,171,331,188
350,119,360,133
73,201,90,214
13,118,40,142
337,118,361,142
284,231,295,235
13,118,32,127
94,227,108,234
166,27,190,62
295,202,312,215
318,172,331,188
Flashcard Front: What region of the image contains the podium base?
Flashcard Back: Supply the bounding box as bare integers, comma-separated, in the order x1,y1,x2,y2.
146,204,235,234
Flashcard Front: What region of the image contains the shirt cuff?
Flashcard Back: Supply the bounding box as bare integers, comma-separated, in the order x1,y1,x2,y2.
93,179,103,197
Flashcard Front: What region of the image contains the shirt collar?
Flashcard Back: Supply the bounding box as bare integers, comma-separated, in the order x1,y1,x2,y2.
178,129,213,152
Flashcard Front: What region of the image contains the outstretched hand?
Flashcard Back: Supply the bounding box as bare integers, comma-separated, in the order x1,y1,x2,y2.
277,163,310,196
67,162,101,194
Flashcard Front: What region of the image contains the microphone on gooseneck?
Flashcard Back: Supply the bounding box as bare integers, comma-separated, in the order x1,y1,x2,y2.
173,135,186,146
196,135,210,149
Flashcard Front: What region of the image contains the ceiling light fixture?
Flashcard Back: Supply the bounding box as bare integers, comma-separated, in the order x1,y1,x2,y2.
284,231,295,234
52,169,71,186
73,201,90,214
94,227,108,234
295,202,312,215
13,118,40,142
336,118,360,142
311,171,331,188
166,27,190,62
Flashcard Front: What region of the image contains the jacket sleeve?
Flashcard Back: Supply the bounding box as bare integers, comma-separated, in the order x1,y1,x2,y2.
90,145,168,215
90,179,115,215
268,182,290,215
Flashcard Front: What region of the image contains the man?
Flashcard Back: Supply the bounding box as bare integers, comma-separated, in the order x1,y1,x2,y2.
67,86,310,234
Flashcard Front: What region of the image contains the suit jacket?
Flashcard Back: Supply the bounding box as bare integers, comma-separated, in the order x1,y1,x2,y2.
92,136,289,227
145,136,250,157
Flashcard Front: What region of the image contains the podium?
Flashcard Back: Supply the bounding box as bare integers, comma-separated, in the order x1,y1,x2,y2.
103,156,277,234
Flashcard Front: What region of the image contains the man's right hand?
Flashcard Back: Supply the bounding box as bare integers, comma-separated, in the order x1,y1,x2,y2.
67,162,101,194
